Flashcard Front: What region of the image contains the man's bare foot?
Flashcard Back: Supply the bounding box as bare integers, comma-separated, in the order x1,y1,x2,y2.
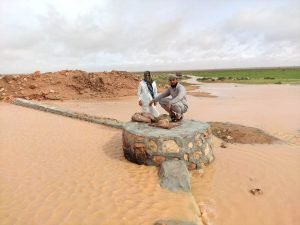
176,114,183,121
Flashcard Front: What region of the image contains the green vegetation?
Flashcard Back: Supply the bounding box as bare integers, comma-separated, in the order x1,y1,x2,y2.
134,72,190,87
134,67,300,84
190,67,300,84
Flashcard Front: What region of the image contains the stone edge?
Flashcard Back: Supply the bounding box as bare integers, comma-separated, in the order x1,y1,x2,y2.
12,98,124,129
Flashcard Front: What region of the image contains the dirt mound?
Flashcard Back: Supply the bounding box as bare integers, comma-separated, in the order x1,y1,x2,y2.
209,122,279,144
0,70,140,101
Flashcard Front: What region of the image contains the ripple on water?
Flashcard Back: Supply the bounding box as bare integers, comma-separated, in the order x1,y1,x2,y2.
0,104,201,225
191,144,300,225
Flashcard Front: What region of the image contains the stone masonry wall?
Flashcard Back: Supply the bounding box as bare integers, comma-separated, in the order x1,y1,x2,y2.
123,120,214,170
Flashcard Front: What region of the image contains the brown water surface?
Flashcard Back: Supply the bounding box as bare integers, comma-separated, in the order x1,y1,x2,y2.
0,103,200,225
1,82,300,225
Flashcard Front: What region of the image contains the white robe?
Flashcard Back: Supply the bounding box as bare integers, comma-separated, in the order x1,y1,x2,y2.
137,80,160,117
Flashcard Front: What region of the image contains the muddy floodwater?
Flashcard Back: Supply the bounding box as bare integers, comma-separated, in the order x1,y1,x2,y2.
1,82,300,225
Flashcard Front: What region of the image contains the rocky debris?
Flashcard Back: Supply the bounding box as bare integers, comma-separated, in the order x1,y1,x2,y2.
220,142,228,148
149,120,179,129
0,95,14,102
28,84,37,89
157,114,172,121
131,113,180,129
159,160,191,192
156,118,173,129
209,121,279,144
154,220,197,225
249,188,263,195
0,70,140,101
131,112,156,123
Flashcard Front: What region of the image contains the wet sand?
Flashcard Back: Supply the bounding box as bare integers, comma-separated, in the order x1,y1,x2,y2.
1,82,300,225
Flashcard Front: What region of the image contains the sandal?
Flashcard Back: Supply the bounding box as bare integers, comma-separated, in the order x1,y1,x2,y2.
169,112,176,122
171,114,177,122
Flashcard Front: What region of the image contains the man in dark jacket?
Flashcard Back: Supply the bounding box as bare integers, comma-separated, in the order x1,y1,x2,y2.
149,75,188,121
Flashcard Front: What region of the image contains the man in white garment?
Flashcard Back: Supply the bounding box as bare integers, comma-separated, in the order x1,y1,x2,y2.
137,71,160,117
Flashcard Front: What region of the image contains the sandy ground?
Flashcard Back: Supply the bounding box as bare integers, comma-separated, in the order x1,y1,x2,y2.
1,80,300,225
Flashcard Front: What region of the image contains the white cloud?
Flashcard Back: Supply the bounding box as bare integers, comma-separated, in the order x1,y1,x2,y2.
0,0,299,73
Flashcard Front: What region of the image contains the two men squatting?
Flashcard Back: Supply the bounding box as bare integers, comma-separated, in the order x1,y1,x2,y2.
137,71,188,122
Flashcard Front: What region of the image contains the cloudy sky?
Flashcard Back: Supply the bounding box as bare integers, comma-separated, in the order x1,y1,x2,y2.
0,0,299,73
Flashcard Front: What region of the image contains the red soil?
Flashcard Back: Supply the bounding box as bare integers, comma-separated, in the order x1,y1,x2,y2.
0,70,140,101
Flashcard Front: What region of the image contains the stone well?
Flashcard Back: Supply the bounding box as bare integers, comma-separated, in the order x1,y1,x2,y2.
122,120,214,170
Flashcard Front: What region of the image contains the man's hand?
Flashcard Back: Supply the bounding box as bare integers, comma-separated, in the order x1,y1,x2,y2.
166,104,171,110
149,100,154,106
139,100,142,106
